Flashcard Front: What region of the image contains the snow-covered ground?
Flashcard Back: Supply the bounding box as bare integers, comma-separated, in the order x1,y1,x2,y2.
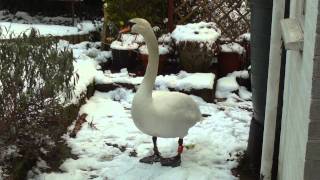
0,10,101,39
215,70,251,100
0,10,75,25
28,40,252,180
0,21,99,39
29,89,252,180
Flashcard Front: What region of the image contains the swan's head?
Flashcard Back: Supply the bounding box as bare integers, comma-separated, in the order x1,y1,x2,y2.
120,18,152,35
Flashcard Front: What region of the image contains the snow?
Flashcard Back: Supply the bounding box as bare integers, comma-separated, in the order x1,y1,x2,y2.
215,70,251,99
36,158,50,170
113,33,172,52
76,21,98,33
238,33,251,41
30,89,252,180
0,21,97,39
98,69,215,91
56,40,111,104
220,43,245,54
139,44,170,55
239,86,252,100
70,55,100,103
228,70,250,79
171,22,221,48
120,33,144,44
94,50,112,63
0,10,73,25
215,76,239,99
15,11,34,23
110,40,139,50
0,11,100,39
110,33,146,50
158,33,172,44
155,71,215,91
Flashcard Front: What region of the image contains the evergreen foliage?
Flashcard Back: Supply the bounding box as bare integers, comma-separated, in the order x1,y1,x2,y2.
103,0,167,35
0,29,75,176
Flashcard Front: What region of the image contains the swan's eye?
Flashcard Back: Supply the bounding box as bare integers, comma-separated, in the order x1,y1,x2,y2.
127,21,136,28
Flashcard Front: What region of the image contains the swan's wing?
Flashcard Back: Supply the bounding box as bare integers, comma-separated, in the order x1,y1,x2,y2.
152,91,201,121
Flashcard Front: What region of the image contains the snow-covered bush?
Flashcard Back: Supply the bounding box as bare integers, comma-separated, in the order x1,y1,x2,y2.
0,29,76,178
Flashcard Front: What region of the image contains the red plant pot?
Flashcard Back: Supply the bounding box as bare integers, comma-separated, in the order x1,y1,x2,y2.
111,48,138,71
138,53,168,74
218,52,244,77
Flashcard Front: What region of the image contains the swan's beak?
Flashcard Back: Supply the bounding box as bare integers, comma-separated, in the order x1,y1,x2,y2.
119,26,131,33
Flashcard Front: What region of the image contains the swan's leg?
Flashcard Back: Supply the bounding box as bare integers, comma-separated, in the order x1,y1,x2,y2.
152,136,161,156
177,138,184,155
160,138,183,167
139,136,162,164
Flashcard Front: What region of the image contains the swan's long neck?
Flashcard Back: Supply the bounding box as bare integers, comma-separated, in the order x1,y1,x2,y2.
137,29,159,98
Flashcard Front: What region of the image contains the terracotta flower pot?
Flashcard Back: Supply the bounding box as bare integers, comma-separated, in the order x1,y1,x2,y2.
111,48,137,71
218,52,244,77
171,22,221,73
138,44,171,74
176,41,219,73
110,39,140,71
138,53,168,74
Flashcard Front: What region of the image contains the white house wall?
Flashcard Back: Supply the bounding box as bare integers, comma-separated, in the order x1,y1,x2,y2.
278,0,319,180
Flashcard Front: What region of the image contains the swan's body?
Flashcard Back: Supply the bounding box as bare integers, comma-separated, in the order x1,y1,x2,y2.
126,18,201,166
132,91,201,138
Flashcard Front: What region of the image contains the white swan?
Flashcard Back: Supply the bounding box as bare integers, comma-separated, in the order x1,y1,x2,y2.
122,18,201,167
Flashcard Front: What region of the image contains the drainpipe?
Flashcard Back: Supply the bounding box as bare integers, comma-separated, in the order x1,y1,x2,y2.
260,0,286,179
247,0,273,175
167,0,174,32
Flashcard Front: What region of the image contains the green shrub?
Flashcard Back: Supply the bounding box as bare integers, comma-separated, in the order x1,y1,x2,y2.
0,29,75,177
104,0,167,35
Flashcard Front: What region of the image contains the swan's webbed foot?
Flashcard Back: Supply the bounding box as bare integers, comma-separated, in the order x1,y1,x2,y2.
160,155,181,167
140,136,162,164
139,153,162,164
